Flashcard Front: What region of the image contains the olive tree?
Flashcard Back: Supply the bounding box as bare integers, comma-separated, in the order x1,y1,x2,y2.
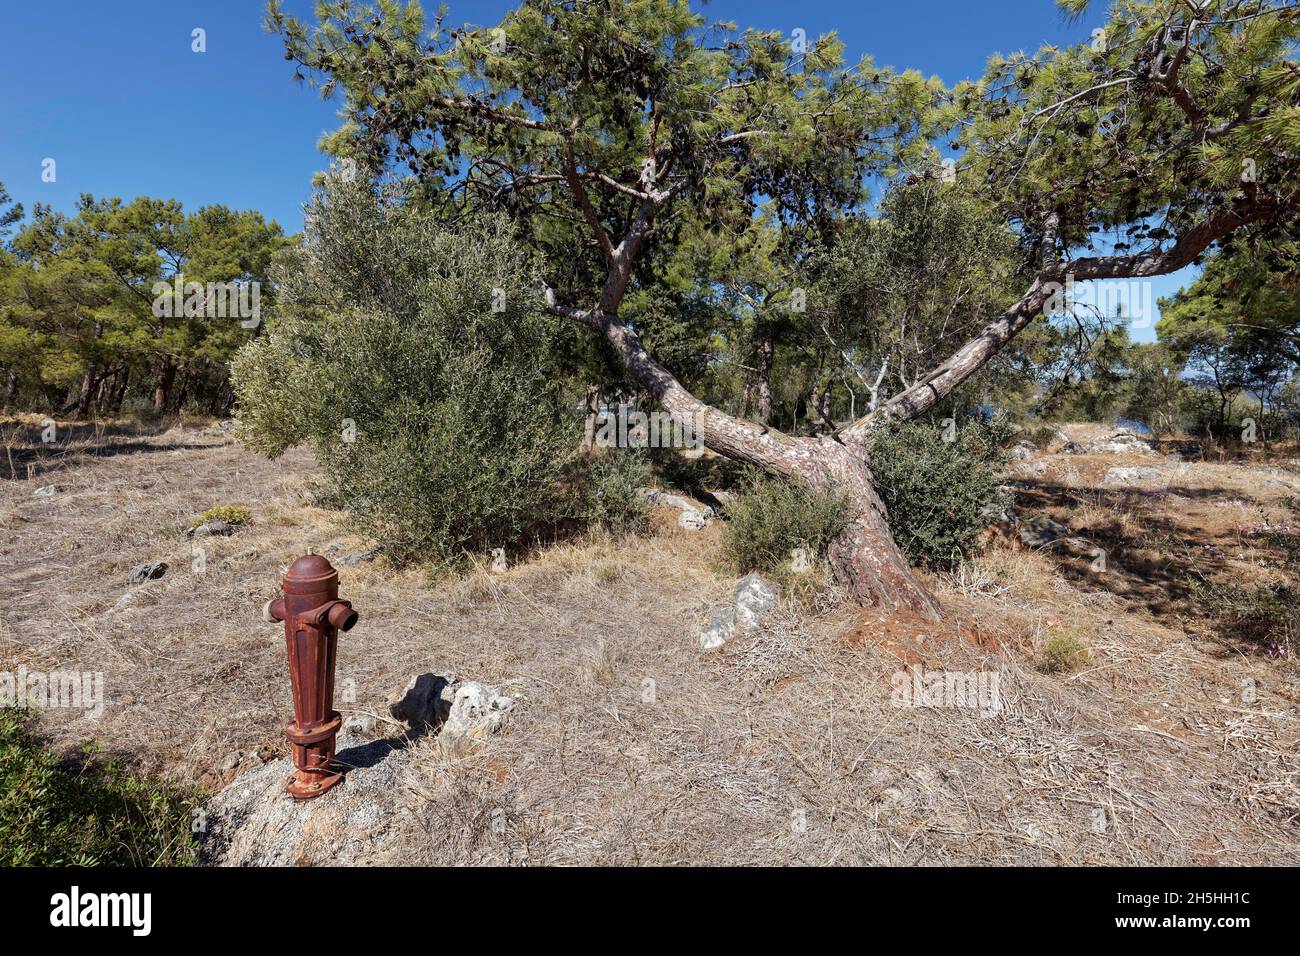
232,180,586,563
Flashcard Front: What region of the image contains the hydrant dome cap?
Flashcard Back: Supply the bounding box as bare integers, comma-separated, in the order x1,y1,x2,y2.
286,554,337,581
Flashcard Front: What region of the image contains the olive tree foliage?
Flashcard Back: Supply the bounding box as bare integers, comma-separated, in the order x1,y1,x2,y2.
681,181,1024,431
232,177,587,563
805,180,1023,415
693,180,1027,434
266,0,1300,614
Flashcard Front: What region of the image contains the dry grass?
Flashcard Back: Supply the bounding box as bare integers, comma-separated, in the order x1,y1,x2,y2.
1,415,1297,865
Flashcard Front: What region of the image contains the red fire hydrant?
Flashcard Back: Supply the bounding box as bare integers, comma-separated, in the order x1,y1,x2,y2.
266,555,358,800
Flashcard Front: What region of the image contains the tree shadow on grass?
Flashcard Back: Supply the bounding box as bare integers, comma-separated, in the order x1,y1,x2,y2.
1009,479,1261,636
0,418,221,481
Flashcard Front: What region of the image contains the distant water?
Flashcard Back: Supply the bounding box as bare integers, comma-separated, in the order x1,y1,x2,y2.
1114,417,1154,436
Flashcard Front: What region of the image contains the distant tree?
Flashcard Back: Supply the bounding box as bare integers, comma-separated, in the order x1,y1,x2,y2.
1159,241,1300,438
2,196,288,417
1121,342,1189,435
0,183,21,243
0,183,27,409
7,202,127,417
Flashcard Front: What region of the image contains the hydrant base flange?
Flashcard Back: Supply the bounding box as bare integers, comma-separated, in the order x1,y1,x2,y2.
287,766,345,800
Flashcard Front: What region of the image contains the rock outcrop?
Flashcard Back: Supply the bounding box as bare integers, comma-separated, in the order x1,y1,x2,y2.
700,572,777,651
201,672,517,865
1065,429,1157,455
637,487,716,529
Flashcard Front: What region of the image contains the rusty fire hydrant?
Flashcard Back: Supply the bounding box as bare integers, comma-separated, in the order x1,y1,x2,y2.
265,555,358,800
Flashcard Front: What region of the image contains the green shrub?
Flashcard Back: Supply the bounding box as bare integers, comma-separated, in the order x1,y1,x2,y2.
190,505,250,529
721,474,850,575
869,419,1010,570
1021,422,1061,449
580,449,653,535
1038,630,1092,674
0,709,197,866
233,179,583,565
1188,576,1296,655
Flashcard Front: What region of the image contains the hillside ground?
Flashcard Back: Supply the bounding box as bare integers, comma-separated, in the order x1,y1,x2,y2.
1,414,1297,864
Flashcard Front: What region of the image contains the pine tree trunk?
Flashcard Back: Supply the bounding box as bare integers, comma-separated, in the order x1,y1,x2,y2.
813,440,940,617
94,368,117,411
153,358,175,412
581,384,602,453
809,376,835,433
75,366,98,419
755,336,774,425
112,368,129,413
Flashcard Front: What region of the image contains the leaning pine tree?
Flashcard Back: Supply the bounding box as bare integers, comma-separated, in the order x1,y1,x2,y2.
267,0,1300,616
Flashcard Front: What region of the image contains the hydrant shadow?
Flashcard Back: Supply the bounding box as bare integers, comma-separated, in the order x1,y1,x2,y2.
333,736,408,771
332,722,434,772
332,674,453,772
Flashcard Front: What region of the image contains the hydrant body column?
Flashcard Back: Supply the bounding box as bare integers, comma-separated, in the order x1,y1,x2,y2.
268,555,359,800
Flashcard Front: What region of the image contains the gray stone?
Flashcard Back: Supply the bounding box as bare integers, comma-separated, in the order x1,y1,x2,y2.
699,606,736,651
1265,473,1300,491
980,501,1017,528
1018,517,1071,548
439,681,516,742
385,673,514,743
127,561,168,583
189,519,233,538
32,484,60,497
1008,441,1036,460
1067,430,1157,455
200,745,407,866
1011,459,1047,478
638,487,715,527
734,572,777,630
677,508,709,530
337,547,382,568
699,573,778,651
1103,466,1162,485
341,713,382,741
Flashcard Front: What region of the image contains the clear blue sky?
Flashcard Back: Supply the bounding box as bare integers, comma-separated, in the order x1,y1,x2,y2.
0,0,1181,341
